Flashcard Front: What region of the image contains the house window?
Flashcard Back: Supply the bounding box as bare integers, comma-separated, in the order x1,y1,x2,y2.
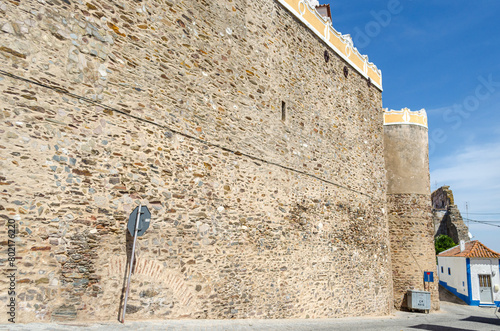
441,266,443,273
448,268,451,275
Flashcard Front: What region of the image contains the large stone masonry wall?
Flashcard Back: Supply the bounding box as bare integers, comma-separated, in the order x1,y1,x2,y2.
0,0,391,322
387,194,439,310
384,123,439,311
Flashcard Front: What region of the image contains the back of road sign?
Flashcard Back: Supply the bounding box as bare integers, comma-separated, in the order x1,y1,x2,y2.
127,206,151,236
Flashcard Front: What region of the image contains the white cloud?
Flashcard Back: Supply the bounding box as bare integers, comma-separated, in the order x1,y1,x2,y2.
432,142,500,194
426,105,451,116
431,141,500,252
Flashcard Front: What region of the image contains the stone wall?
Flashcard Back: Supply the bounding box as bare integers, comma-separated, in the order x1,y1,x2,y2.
387,194,439,310
384,123,439,311
432,186,469,244
431,186,454,210
0,0,391,322
384,125,430,195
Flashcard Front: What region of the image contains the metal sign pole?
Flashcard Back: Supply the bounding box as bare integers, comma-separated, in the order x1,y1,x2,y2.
121,204,141,323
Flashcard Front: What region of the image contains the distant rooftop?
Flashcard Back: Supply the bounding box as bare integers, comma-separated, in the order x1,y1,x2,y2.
438,240,500,259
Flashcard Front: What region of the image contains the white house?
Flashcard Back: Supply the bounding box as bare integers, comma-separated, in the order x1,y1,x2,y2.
438,240,500,306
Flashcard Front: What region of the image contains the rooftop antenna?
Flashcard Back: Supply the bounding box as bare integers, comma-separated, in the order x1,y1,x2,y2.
465,202,469,228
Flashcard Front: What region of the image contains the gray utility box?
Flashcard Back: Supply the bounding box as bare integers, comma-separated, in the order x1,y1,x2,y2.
407,290,431,313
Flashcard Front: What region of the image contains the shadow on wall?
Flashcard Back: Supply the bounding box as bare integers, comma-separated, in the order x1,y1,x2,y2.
400,292,408,311
117,231,135,321
438,284,467,306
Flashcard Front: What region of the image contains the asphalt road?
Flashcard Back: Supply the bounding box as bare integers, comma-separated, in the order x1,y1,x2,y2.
1,302,499,331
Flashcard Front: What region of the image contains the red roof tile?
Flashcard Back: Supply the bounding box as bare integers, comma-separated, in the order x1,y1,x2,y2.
438,240,500,258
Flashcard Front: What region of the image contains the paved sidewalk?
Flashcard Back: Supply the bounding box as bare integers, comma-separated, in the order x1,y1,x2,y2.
1,303,499,330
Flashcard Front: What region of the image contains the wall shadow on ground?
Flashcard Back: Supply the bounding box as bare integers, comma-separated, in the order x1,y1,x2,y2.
461,316,500,326
409,324,471,331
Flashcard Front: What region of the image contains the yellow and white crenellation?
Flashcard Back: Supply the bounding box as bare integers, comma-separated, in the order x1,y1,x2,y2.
277,0,383,90
383,108,428,128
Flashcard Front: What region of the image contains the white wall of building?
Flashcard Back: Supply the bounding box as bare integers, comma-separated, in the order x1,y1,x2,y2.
470,258,500,303
438,256,468,297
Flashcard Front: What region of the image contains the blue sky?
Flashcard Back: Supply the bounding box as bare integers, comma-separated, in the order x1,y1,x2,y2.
326,0,500,252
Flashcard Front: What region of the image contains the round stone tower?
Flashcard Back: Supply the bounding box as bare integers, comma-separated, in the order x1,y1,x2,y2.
383,108,440,311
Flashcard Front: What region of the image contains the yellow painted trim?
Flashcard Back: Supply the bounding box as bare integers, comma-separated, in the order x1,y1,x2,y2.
383,108,428,128
349,52,364,72
368,68,379,83
277,0,383,90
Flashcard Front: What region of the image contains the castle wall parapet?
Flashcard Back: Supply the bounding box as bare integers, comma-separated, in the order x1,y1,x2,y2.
277,0,383,90
383,108,428,128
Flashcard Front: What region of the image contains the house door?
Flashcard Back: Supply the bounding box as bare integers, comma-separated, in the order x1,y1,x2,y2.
478,274,493,303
